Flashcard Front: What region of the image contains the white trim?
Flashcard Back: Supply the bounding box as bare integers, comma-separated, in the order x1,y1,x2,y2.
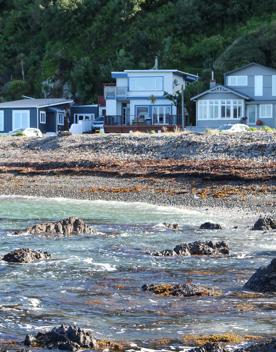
259,104,273,118
12,110,30,130
74,113,95,124
57,112,65,126
40,111,46,124
0,111,4,131
0,100,74,109
272,76,276,96
255,75,263,96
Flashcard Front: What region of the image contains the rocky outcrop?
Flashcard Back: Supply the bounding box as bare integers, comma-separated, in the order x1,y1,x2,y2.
235,339,276,351
142,282,222,297
21,217,96,236
200,222,223,230
243,258,276,293
163,223,180,230
2,248,51,263
24,325,95,351
252,216,276,231
151,241,229,257
189,343,227,352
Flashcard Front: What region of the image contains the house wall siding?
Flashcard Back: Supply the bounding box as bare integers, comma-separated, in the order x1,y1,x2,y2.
0,107,37,132
225,64,276,101
70,106,99,124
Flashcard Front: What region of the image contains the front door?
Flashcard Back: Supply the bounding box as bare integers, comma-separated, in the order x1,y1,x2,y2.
247,105,257,125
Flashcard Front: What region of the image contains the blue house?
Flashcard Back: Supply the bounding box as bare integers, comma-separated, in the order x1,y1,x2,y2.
0,98,73,134
69,104,99,134
191,63,276,128
104,68,198,130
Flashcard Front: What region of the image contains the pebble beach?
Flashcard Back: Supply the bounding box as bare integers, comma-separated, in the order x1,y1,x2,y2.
0,131,274,213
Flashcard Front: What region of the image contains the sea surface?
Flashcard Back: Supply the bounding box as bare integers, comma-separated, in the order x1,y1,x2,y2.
0,196,275,350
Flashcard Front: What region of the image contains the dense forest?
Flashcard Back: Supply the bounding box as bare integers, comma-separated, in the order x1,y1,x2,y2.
1,0,276,104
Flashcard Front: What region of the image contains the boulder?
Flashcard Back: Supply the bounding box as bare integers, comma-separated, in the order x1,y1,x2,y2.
189,343,227,352
151,241,229,257
163,223,180,230
2,248,51,263
24,325,95,351
23,217,96,236
235,339,276,351
142,282,222,297
252,216,276,231
200,222,223,230
243,258,276,293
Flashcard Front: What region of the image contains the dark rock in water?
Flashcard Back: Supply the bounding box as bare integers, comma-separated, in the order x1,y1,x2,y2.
24,325,95,351
151,241,229,257
188,241,229,256
235,339,276,351
252,216,276,231
163,223,180,230
3,248,51,263
174,243,191,256
153,249,177,256
189,343,227,352
22,217,96,236
142,282,222,297
243,258,276,293
200,222,223,230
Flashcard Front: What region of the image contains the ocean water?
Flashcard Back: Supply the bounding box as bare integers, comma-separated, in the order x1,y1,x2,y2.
0,196,275,350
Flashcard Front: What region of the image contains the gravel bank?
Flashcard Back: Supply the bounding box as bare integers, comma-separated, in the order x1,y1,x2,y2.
0,132,275,213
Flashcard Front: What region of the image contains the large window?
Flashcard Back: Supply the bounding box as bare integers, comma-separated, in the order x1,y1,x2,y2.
0,111,4,131
12,110,30,130
153,106,172,124
260,104,272,118
228,76,248,86
136,106,150,123
198,100,244,120
129,77,163,91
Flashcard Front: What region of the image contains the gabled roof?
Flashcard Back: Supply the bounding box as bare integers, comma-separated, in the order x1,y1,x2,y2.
0,98,74,109
225,62,276,76
191,85,251,101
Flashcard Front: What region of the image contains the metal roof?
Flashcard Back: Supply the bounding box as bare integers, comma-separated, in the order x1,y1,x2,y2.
112,69,199,82
0,98,74,109
224,62,276,75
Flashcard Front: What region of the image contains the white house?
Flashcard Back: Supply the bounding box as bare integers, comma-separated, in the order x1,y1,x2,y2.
104,68,198,128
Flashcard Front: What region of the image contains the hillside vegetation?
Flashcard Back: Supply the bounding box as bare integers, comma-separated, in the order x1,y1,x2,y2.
1,0,276,103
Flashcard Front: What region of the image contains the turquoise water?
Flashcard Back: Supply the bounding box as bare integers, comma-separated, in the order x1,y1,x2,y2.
0,196,275,349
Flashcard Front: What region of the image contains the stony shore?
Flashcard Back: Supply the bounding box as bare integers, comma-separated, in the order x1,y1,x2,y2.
0,132,275,213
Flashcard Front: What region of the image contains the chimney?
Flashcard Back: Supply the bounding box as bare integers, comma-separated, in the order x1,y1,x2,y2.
210,70,216,88
153,56,159,70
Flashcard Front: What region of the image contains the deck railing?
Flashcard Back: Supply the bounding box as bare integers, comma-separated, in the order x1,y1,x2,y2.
104,86,128,99
104,115,181,126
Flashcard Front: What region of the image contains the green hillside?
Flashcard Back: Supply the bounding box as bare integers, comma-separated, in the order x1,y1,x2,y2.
1,0,276,103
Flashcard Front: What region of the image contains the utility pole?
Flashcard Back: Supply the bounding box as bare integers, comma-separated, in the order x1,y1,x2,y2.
181,84,185,130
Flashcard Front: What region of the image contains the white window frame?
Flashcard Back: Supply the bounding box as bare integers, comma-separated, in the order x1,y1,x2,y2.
57,112,64,126
228,76,248,87
12,110,30,130
198,100,244,120
74,113,95,124
129,76,163,91
0,111,4,131
40,111,46,124
255,75,263,96
272,75,276,96
259,104,273,118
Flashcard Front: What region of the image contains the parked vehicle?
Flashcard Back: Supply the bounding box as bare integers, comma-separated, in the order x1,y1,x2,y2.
218,124,250,133
92,116,104,132
8,128,43,137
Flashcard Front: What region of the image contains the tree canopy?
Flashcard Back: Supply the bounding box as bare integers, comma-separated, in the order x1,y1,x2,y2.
1,0,276,102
